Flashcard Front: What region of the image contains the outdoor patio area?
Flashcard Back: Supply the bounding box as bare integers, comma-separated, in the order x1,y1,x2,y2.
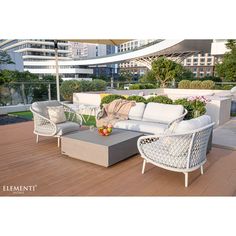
1,121,236,196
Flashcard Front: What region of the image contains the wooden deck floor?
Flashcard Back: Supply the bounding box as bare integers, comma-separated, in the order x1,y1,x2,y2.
0,121,236,196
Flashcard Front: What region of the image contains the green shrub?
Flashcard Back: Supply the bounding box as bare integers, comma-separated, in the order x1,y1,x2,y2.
60,79,107,101
100,94,126,107
190,80,202,89
129,83,156,90
79,80,93,92
173,98,206,119
178,80,191,89
91,79,107,91
146,95,173,104
173,98,194,119
129,84,140,90
60,80,82,101
215,84,234,90
127,95,146,103
143,83,156,89
201,80,215,89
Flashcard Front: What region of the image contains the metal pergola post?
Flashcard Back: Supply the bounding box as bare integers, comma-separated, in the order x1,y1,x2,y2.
54,40,60,101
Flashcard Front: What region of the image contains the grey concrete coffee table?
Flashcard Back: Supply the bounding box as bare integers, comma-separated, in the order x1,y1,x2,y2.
61,129,143,167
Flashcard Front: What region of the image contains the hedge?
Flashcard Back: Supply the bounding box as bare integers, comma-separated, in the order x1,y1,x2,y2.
146,95,173,104
129,83,156,90
178,80,215,90
126,95,146,103
190,81,202,89
60,79,106,101
178,80,191,89
201,80,215,89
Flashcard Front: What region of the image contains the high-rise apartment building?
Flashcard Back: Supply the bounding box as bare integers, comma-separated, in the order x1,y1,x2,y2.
182,53,216,78
0,40,93,80
68,42,117,78
182,40,230,78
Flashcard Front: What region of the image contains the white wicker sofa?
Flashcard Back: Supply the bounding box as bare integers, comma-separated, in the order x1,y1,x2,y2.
113,102,188,134
137,115,214,187
30,100,82,147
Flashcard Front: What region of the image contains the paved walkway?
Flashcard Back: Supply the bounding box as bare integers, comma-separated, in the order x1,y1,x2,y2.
213,117,236,150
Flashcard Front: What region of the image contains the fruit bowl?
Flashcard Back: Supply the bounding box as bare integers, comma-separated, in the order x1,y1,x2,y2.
98,124,113,136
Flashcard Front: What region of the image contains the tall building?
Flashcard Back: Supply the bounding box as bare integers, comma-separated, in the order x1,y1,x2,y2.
182,40,230,78
0,40,93,80
117,39,157,79
182,53,216,78
68,42,117,78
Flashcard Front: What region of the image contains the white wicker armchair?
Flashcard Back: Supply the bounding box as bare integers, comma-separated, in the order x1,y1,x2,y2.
137,122,214,187
30,100,82,147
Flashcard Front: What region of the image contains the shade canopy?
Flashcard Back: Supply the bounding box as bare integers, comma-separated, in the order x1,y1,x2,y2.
67,39,131,46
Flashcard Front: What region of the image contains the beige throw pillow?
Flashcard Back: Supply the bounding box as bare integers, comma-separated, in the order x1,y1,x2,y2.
47,106,66,124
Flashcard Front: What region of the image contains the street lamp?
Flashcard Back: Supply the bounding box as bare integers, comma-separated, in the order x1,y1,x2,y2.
54,40,60,101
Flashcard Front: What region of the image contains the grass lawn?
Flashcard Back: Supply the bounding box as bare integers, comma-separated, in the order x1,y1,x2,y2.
9,111,33,120
9,111,96,126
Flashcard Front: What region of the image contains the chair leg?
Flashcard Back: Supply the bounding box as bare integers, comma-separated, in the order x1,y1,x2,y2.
57,137,60,148
184,172,188,187
200,165,204,175
36,134,39,143
142,159,146,174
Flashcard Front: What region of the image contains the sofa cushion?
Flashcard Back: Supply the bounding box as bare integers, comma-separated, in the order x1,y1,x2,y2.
114,120,168,134
128,102,146,121
32,100,61,118
174,115,212,133
56,121,80,136
47,106,66,124
142,103,184,124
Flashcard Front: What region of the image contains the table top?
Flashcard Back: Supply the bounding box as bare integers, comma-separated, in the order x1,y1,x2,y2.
62,128,143,147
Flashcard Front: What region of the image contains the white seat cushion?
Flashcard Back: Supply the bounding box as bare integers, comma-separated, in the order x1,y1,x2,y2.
174,115,212,133
114,120,168,134
128,102,146,121
56,121,80,136
142,103,184,124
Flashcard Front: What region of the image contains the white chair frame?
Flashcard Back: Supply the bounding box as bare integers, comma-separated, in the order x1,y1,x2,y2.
137,122,214,187
30,103,82,147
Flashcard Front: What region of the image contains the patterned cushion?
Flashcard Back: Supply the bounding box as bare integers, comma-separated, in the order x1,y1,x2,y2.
47,106,66,124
